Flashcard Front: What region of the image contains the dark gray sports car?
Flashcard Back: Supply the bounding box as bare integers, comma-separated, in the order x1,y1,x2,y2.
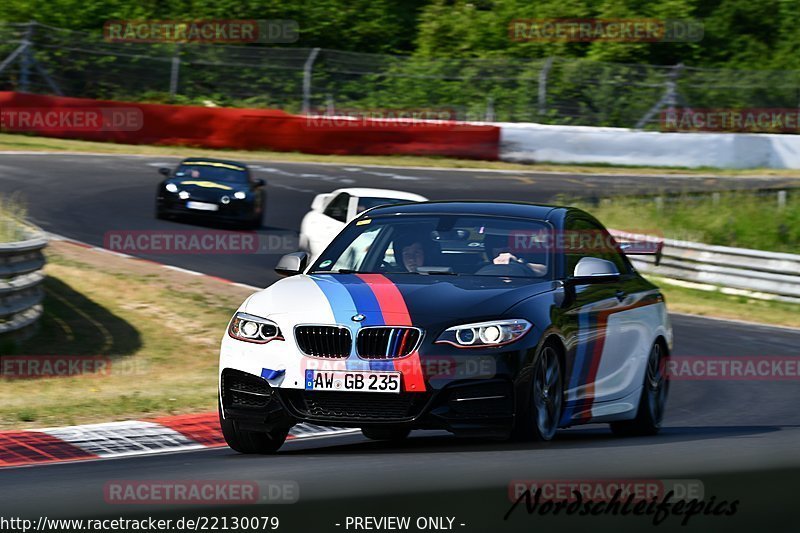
156,157,265,228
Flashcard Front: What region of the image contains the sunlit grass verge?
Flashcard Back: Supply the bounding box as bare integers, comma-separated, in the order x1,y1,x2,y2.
0,242,253,430
650,275,800,328
0,194,29,243
569,190,800,253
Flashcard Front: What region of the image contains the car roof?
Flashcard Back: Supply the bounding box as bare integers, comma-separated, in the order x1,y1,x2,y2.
363,200,565,221
330,188,427,201
179,157,248,171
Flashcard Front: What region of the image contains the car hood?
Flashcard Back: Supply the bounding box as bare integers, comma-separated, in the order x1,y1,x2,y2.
244,273,555,324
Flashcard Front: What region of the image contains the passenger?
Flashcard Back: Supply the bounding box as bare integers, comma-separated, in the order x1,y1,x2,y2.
483,234,547,276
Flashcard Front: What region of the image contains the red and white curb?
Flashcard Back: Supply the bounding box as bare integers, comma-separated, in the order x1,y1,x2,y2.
0,413,358,468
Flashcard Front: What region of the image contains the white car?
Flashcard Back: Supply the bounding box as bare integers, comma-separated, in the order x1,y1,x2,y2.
299,188,427,260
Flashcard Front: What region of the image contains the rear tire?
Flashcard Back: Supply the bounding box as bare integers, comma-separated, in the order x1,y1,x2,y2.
218,402,288,454
513,342,563,442
610,341,668,436
361,426,411,441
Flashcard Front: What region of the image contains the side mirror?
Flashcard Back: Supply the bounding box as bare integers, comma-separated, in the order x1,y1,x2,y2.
254,178,266,187
567,257,620,284
158,167,171,177
275,251,309,277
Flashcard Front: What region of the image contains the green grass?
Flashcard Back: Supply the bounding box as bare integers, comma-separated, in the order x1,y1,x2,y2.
0,194,29,243
0,244,252,430
5,132,800,177
569,191,800,253
652,276,800,328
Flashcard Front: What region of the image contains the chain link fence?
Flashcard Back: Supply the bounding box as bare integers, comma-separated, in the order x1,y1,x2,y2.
2,21,800,129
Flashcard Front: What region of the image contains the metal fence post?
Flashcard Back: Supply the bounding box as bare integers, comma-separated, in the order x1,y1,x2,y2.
538,57,553,116
0,42,30,78
635,63,685,129
485,96,495,122
19,22,34,92
302,47,321,115
169,45,181,99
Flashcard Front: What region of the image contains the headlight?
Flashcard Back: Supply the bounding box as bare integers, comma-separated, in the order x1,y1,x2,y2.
234,191,247,200
228,312,283,344
165,183,179,193
435,319,531,348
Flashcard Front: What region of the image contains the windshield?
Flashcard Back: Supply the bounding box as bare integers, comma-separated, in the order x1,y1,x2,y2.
310,214,552,278
175,163,249,184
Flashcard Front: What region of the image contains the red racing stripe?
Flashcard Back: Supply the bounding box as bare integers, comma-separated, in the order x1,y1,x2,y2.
357,274,426,392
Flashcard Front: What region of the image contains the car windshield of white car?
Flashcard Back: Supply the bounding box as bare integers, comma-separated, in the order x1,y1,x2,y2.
309,215,552,279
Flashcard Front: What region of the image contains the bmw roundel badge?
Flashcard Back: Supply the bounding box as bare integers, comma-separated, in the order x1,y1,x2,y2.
351,314,366,322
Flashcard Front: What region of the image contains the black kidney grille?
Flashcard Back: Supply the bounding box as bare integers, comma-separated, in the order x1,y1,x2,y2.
295,326,352,358
357,327,421,359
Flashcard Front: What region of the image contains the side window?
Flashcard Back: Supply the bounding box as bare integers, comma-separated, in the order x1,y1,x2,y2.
566,217,630,275
324,193,350,222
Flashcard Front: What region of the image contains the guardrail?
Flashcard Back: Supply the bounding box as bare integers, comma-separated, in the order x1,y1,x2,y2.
614,231,800,304
0,224,47,336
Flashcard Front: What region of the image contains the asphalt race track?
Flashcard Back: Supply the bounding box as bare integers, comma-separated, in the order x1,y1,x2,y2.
3,152,799,287
2,153,800,532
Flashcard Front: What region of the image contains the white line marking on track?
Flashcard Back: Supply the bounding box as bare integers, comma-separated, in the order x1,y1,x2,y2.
162,265,204,276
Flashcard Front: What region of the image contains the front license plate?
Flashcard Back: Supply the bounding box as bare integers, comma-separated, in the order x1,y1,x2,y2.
304,370,401,394
186,201,219,211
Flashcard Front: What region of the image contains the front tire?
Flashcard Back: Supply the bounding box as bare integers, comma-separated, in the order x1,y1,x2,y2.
514,343,563,441
610,341,668,436
218,402,288,454
361,426,411,441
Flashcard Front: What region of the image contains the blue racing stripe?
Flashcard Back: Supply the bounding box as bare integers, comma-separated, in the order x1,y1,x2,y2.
309,275,364,371
338,275,394,371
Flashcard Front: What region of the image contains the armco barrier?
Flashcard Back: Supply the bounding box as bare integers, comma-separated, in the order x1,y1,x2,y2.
613,231,800,303
499,122,800,169
0,223,47,336
0,92,499,160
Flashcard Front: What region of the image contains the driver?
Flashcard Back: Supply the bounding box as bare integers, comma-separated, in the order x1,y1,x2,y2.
391,229,440,273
